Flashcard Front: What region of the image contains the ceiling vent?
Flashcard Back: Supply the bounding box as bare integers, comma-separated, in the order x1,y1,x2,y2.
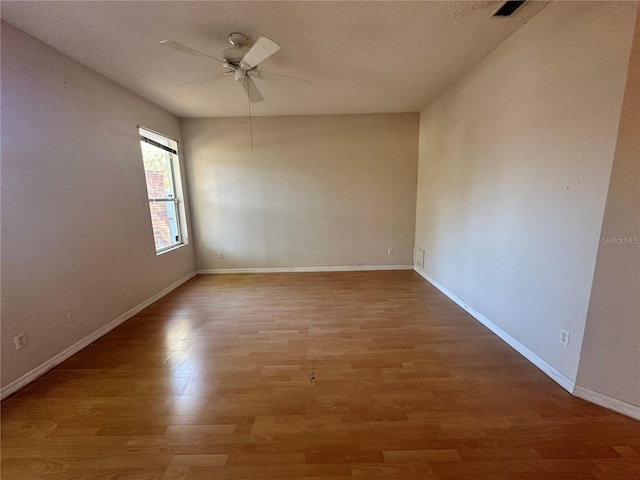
493,1,526,17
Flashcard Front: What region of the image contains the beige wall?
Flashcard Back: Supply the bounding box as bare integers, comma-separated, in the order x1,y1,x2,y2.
576,12,640,407
1,23,196,390
182,114,419,270
414,2,638,383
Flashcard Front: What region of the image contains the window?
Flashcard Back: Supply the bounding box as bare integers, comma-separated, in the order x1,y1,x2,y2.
139,127,184,253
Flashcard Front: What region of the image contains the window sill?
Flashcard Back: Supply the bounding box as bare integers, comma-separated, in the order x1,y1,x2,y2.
156,243,187,256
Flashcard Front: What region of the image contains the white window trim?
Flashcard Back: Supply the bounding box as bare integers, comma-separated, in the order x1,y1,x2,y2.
138,126,187,254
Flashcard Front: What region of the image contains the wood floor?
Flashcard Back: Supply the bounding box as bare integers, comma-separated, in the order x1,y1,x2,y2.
2,271,639,479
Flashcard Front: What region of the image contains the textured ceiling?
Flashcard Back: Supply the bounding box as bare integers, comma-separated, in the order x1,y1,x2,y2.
1,1,547,118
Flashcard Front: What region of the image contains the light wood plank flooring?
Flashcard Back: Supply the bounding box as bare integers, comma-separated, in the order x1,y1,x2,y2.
2,271,639,479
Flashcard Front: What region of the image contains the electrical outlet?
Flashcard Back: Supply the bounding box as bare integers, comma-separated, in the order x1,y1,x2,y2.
66,308,77,324
13,332,28,350
559,329,570,347
388,248,394,255
218,251,224,259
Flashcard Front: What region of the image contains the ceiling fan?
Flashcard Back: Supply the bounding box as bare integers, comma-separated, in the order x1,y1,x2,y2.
161,32,308,104
161,32,308,150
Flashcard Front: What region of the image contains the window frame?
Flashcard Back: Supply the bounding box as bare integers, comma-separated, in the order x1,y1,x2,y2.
138,127,185,254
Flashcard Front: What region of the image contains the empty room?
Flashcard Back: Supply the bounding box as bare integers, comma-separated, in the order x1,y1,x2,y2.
1,1,639,479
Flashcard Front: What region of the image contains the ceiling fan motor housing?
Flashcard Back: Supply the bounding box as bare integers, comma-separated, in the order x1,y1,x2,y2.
223,46,247,66
223,32,251,67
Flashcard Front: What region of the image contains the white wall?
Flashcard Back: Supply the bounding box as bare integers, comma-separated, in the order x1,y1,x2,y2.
414,2,638,384
576,12,640,408
182,114,419,271
1,22,196,392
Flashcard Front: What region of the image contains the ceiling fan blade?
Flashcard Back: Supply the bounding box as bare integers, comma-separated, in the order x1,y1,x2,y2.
240,37,280,70
179,72,229,88
255,69,311,84
240,77,264,103
160,40,224,64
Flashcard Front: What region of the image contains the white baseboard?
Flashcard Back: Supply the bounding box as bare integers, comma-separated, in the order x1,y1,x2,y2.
573,385,640,421
413,266,576,393
0,271,197,400
198,265,414,274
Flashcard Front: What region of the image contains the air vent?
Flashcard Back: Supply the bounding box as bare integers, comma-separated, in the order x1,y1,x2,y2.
414,246,425,269
493,0,526,17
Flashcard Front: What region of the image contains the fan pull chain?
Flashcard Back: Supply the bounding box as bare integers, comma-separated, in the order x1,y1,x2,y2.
247,78,254,152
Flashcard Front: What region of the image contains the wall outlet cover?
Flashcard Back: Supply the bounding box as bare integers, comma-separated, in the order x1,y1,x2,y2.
13,333,28,350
